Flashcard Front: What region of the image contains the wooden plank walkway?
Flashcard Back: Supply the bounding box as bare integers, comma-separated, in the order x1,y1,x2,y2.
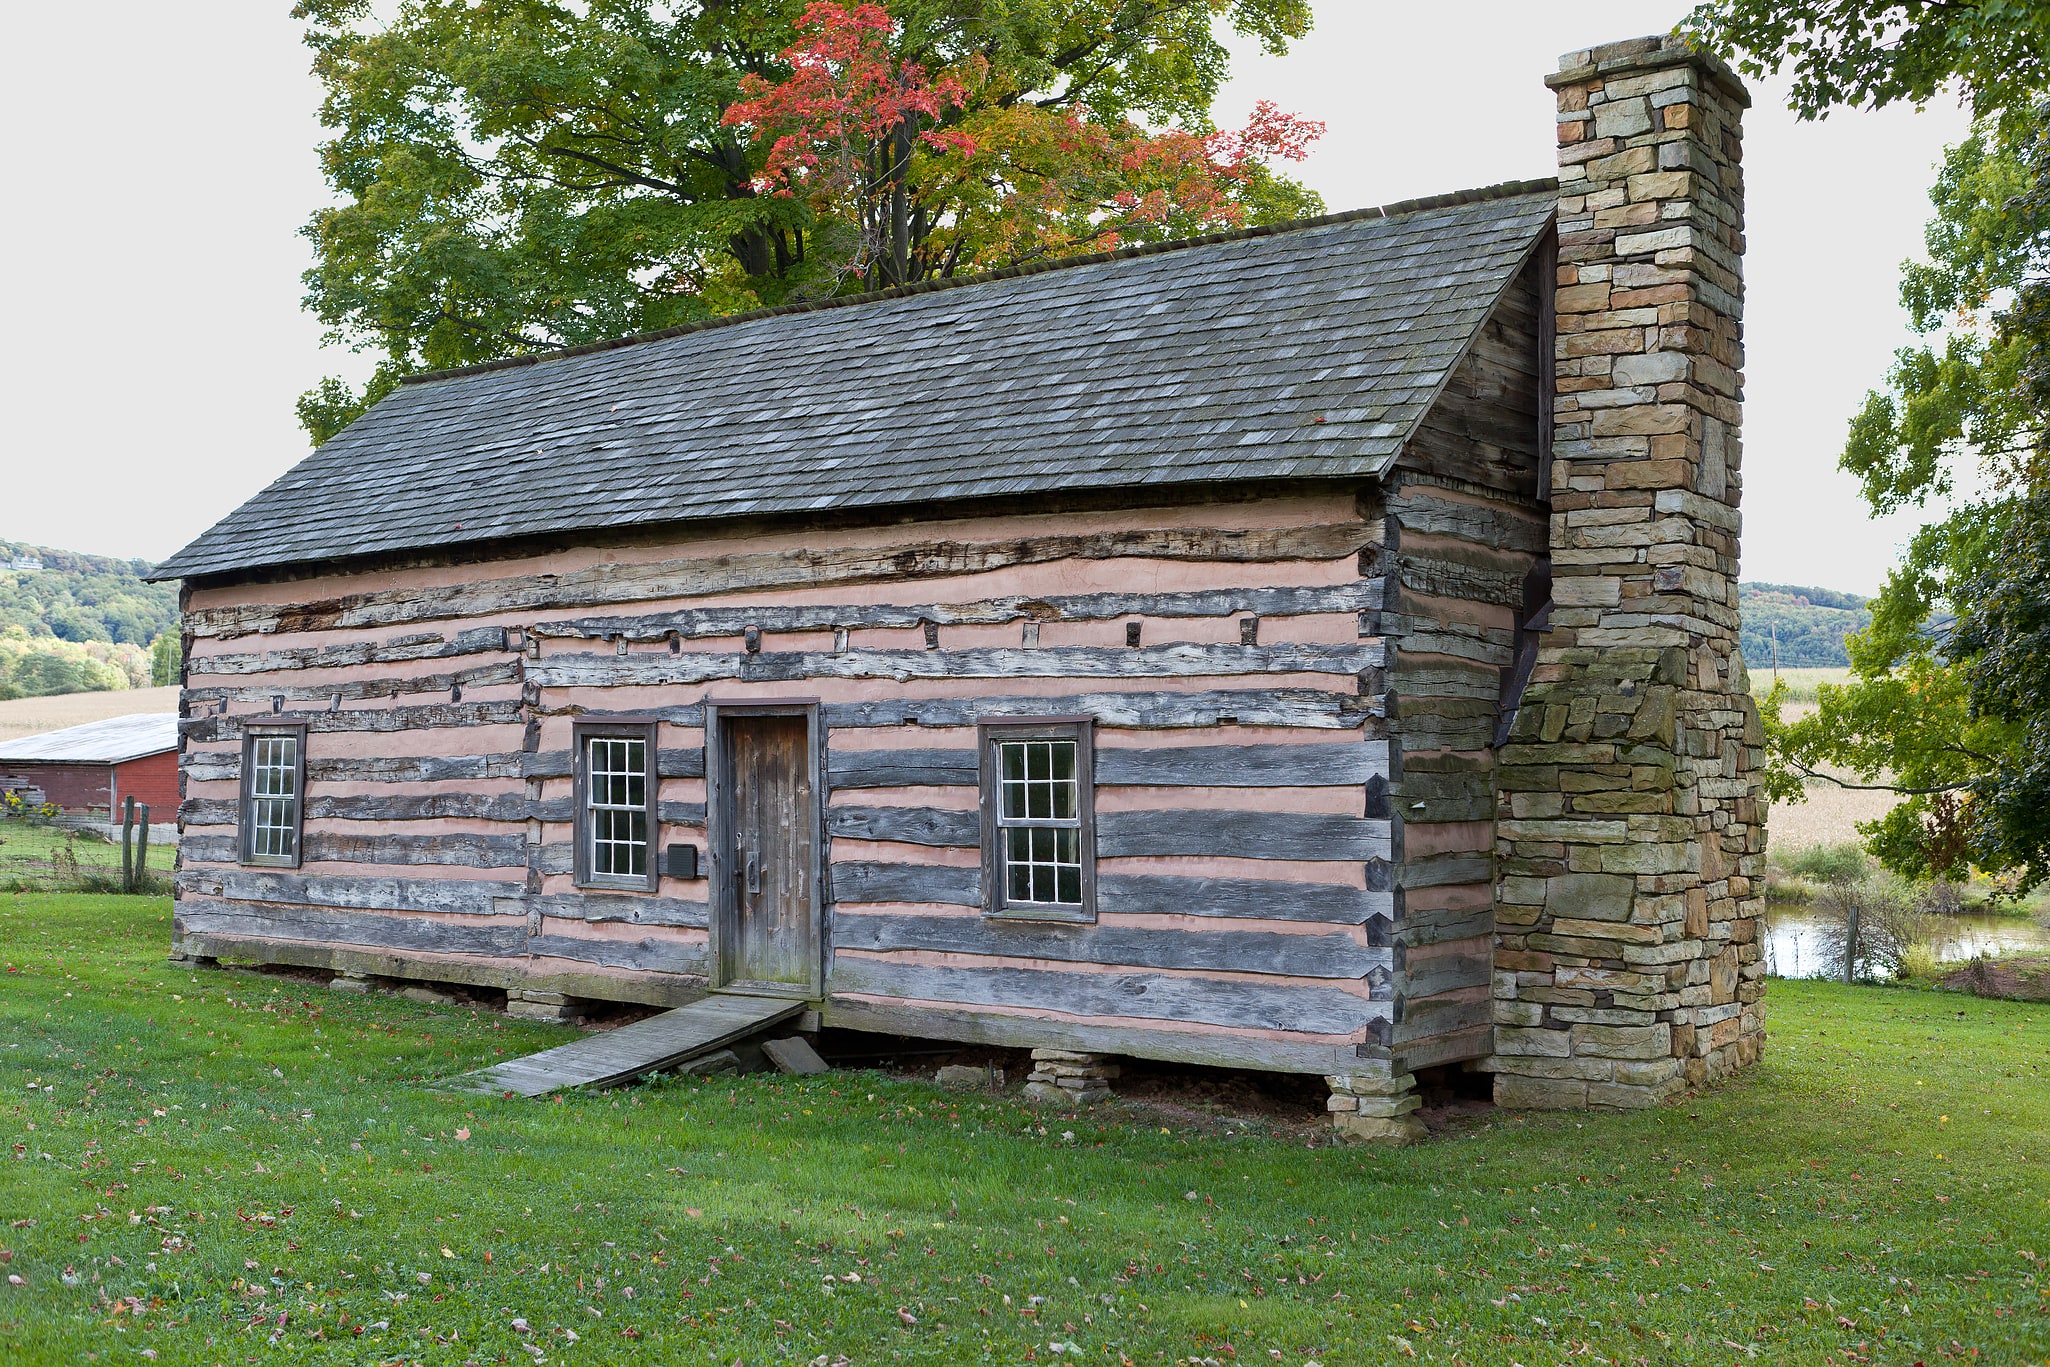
446,994,805,1097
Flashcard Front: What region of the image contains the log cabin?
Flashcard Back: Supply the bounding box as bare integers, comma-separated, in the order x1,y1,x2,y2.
151,35,1767,1134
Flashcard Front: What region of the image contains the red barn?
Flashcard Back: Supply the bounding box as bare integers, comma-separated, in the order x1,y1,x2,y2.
0,713,179,817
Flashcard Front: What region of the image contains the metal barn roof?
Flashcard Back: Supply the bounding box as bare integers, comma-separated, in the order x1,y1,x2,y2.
154,181,1556,583
0,713,179,765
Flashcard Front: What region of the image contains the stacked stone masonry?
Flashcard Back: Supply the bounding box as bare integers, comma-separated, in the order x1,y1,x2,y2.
1022,1049,1119,1107
1327,1070,1428,1145
1490,34,1768,1109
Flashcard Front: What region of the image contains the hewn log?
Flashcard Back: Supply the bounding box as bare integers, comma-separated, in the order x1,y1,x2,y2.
187,626,511,676
183,752,531,784
827,749,982,789
1393,992,1493,1044
180,701,524,743
1394,771,1497,823
1398,904,1495,946
826,742,1390,790
180,833,528,868
1378,613,1516,668
831,861,981,906
830,862,1389,923
525,640,1381,689
817,998,1361,1073
827,806,978,848
527,932,705,977
535,582,1381,643
1098,873,1388,923
1396,851,1493,890
1389,662,1509,700
1399,951,1493,998
173,900,529,957
832,912,1388,978
1098,810,1391,861
1390,1024,1493,1072
1391,553,1523,607
188,524,1378,638
184,660,521,707
174,900,706,976
529,894,708,929
1387,489,1547,554
178,869,523,915
827,958,1383,1035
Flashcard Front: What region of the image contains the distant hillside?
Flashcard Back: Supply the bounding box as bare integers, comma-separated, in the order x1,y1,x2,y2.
1739,581,1871,669
0,541,178,698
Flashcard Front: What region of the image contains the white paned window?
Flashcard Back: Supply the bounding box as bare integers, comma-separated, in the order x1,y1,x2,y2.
996,739,1082,906
250,735,299,858
586,734,650,879
241,727,304,867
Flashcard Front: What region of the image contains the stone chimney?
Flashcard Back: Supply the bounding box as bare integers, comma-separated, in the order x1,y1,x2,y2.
1490,35,1766,1109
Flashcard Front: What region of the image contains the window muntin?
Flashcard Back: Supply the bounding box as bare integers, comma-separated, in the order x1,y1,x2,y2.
240,726,304,868
587,735,649,879
980,719,1094,920
574,721,658,890
996,739,1083,907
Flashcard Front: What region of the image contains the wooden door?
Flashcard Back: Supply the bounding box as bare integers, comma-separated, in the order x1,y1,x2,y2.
714,711,819,995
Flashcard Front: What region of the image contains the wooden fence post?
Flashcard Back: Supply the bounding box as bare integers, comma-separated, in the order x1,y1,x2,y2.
136,805,151,893
1844,902,1860,984
120,796,137,894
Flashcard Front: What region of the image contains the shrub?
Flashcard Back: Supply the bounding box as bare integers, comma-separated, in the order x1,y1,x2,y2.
1813,877,1938,980
1782,842,1874,884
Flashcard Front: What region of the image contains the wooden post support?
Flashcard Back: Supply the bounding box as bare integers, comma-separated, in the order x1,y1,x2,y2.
120,796,137,894
1845,903,1860,985
136,805,151,892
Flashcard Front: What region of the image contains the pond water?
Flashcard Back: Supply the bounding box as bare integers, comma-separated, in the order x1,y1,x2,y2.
1764,907,2050,979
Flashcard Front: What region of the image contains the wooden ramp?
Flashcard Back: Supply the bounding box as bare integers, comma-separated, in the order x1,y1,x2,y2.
447,995,805,1097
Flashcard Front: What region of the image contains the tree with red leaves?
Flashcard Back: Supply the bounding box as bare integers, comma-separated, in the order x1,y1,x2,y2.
724,2,1324,290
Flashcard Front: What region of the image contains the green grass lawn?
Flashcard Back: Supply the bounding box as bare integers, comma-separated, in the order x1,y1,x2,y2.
2,894,2046,1365
0,821,175,893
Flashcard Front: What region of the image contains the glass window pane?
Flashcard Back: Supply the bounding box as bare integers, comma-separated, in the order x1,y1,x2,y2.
1056,865,1081,904
1003,743,1024,780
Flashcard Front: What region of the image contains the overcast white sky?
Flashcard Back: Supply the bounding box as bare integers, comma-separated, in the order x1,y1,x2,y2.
0,2,1971,594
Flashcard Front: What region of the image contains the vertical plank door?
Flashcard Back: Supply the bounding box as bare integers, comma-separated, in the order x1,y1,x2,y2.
719,714,818,992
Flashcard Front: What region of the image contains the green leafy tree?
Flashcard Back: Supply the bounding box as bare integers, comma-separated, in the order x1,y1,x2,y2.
294,0,1317,440
1690,1,2050,887
149,630,182,688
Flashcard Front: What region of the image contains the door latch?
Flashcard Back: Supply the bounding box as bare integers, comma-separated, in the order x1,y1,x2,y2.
742,849,761,895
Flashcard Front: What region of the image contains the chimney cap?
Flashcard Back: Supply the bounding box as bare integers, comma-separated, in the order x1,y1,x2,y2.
1547,32,1750,108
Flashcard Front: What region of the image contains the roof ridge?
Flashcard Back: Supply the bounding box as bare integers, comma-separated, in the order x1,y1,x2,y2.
402,177,1559,386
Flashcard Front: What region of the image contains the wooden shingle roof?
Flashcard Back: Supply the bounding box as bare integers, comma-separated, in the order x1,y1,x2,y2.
155,181,1555,582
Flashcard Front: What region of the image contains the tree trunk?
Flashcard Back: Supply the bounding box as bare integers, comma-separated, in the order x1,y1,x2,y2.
890,120,912,287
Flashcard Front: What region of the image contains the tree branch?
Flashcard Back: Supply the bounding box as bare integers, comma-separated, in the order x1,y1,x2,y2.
1788,757,1974,796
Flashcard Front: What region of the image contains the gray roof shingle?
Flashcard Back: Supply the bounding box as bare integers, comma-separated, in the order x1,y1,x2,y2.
154,182,1555,582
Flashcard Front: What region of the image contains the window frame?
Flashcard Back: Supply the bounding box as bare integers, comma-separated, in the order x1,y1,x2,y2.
977,716,1096,923
573,719,660,892
238,721,307,869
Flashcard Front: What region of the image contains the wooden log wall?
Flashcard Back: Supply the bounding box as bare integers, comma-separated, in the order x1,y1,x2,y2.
1379,248,1549,1072
175,491,1405,1075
